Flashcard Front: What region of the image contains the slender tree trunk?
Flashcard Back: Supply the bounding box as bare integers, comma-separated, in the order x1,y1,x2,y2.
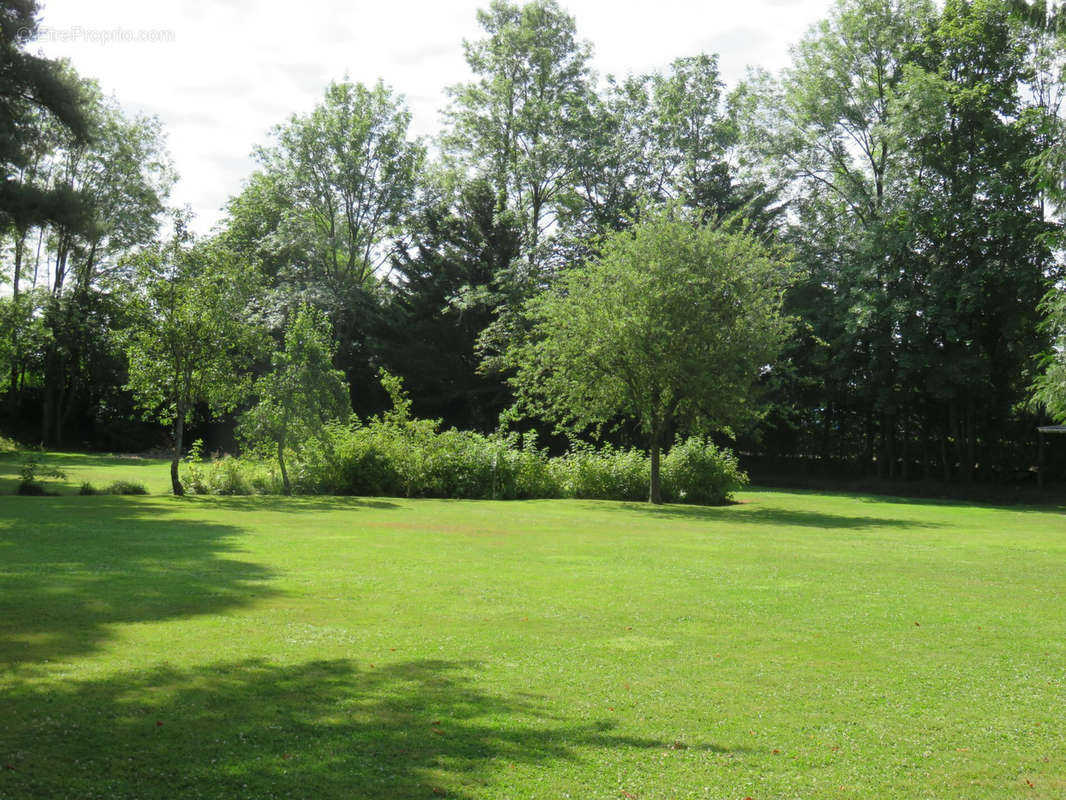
648,421,663,505
886,414,896,480
941,423,952,483
863,410,874,475
278,439,292,496
9,232,24,397
921,423,931,482
41,345,57,446
901,414,910,481
171,405,186,496
965,403,977,482
53,363,67,446
951,402,973,484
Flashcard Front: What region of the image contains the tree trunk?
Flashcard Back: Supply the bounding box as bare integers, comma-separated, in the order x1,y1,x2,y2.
965,403,977,482
41,345,58,446
885,414,896,480
278,439,292,496
950,403,969,483
9,232,24,397
171,409,186,496
648,422,663,505
863,411,874,475
941,424,952,483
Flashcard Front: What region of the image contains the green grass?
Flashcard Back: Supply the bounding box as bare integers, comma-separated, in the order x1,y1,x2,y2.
0,450,173,495
0,460,1064,799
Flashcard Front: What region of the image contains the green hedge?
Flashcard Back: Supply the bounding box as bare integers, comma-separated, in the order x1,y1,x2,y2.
183,425,746,505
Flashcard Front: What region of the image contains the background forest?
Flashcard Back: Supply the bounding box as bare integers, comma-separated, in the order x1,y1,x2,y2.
4,0,1066,493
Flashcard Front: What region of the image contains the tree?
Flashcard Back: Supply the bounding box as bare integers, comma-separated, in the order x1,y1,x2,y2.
36,82,174,445
1032,288,1066,422
380,177,520,430
504,206,792,503
125,237,261,496
253,79,422,292
886,0,1057,480
743,0,1059,481
240,305,348,495
0,0,89,231
228,79,423,408
567,54,783,251
444,0,593,264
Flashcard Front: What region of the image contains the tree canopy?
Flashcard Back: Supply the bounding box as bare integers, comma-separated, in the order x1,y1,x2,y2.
504,207,792,502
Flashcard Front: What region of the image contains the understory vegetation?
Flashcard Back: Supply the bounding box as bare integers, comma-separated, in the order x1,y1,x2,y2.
184,426,747,505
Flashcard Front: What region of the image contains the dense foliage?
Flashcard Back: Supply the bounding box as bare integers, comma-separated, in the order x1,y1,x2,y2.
3,0,1066,493
503,206,791,502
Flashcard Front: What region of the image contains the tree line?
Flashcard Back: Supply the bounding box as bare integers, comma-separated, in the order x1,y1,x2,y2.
3,0,1066,491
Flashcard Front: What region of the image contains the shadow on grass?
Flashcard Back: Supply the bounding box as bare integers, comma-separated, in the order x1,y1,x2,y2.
0,497,279,667
0,658,741,799
181,495,401,513
753,485,1066,513
606,500,944,529
0,451,168,495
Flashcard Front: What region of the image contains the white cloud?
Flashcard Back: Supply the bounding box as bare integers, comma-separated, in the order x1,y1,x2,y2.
32,0,835,233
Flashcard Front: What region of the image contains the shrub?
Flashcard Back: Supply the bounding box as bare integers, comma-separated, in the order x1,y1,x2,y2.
182,445,278,495
496,431,558,500
293,422,401,496
661,435,748,505
553,443,649,501
79,482,99,495
18,451,66,484
13,451,65,495
106,481,149,496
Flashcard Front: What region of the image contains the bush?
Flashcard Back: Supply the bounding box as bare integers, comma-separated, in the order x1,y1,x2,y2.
661,435,748,505
552,443,649,501
79,482,99,495
183,445,280,495
12,451,65,495
106,480,148,496
181,377,745,505
295,422,532,500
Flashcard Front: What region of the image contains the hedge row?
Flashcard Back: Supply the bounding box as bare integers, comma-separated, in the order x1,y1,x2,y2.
183,421,747,505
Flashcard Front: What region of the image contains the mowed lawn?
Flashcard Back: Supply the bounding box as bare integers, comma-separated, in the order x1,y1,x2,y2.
0,464,1064,799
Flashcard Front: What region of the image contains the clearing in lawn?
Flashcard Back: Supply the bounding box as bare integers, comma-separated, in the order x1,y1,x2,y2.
0,478,1063,798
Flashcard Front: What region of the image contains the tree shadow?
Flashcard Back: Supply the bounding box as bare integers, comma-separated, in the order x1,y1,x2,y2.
753,485,1066,513
0,658,744,799
182,495,401,513
0,498,279,666
0,451,170,494
604,500,944,529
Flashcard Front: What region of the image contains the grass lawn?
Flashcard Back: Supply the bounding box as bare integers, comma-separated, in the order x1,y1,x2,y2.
0,457,1064,799
0,450,174,496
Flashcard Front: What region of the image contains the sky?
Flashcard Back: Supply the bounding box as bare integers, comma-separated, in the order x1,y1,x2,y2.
30,0,837,234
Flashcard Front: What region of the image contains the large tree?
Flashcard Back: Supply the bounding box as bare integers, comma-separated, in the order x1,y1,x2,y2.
125,238,261,496
35,82,174,445
504,206,792,503
1032,288,1066,422
227,79,423,408
380,177,521,430
444,0,593,266
745,0,1059,481
0,0,89,231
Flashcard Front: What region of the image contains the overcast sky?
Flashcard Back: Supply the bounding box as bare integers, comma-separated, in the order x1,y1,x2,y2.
31,0,836,233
